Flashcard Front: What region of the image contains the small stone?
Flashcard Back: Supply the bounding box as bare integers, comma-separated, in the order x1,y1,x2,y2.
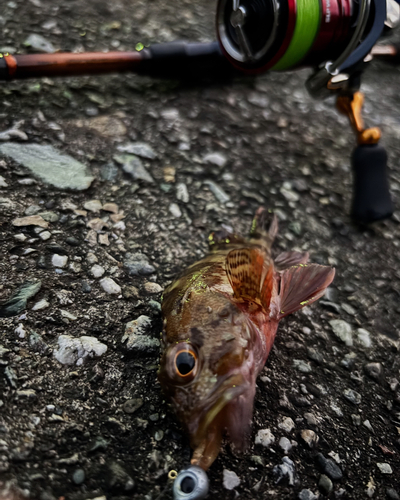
12,215,49,228
32,298,49,311
114,154,154,183
364,362,382,380
15,323,27,338
46,243,68,255
52,254,68,268
124,252,155,276
98,233,110,246
39,231,51,241
144,282,163,294
169,203,182,218
279,437,292,453
81,281,91,293
0,175,8,187
72,468,85,485
87,218,108,232
123,398,143,414
14,234,27,242
356,328,372,347
386,488,400,500
122,316,159,353
278,417,295,433
203,180,230,203
102,202,118,214
117,142,157,159
255,428,275,447
223,469,240,490
148,300,161,312
329,319,353,346
280,186,300,202
54,335,107,365
154,430,164,441
29,331,49,354
0,143,94,190
298,489,319,500
377,463,393,474
65,236,80,247
100,277,121,295
84,199,103,212
293,359,312,373
176,183,189,203
163,166,176,183
300,429,319,448
203,152,227,167
25,205,41,216
86,252,98,264
319,474,333,495
91,264,105,278
122,286,139,299
100,162,119,181
341,302,356,315
343,388,362,405
38,211,59,222
60,310,78,321
273,457,296,485
24,33,55,53
351,414,361,426
316,453,343,480
0,280,41,318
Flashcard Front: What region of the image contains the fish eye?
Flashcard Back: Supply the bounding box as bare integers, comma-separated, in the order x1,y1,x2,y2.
174,348,197,377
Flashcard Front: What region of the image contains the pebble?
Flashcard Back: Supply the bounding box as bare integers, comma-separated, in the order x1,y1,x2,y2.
278,417,295,433
329,319,353,346
0,280,41,318
100,277,121,295
39,211,59,222
12,215,49,229
387,488,400,499
39,231,51,241
29,331,49,354
60,310,77,321
300,429,319,448
15,323,27,338
279,437,292,453
103,202,119,214
91,264,105,278
114,154,154,183
122,398,143,414
203,152,227,167
318,474,333,495
117,142,157,159
81,281,91,293
72,468,85,485
122,316,159,353
343,388,362,405
0,175,8,187
377,463,393,474
273,457,296,485
169,203,182,218
0,143,94,190
144,282,163,294
84,199,103,212
24,33,55,53
100,162,119,182
122,285,139,299
124,252,155,276
280,186,300,202
149,300,161,312
293,359,313,373
363,419,374,432
364,362,382,380
298,489,319,500
87,252,98,264
25,205,41,216
222,469,240,490
203,180,230,203
316,453,343,480
32,298,49,311
52,254,68,268
255,428,275,447
154,430,164,441
307,347,324,364
54,335,107,365
341,302,356,315
14,234,27,242
176,182,189,203
356,328,372,348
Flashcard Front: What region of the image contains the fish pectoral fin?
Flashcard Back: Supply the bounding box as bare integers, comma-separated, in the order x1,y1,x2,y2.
226,248,273,310
277,264,335,319
274,250,310,271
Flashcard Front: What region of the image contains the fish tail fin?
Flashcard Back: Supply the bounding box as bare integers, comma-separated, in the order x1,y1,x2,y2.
249,207,278,248
276,264,335,319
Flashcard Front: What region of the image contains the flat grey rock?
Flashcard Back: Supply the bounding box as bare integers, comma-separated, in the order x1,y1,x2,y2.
0,143,94,190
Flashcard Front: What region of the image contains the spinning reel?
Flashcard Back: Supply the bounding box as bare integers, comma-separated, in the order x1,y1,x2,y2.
0,1,399,226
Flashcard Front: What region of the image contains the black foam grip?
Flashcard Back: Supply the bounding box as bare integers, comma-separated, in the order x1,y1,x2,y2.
351,144,393,224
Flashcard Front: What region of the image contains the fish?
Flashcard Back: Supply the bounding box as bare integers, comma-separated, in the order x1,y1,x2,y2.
159,208,335,471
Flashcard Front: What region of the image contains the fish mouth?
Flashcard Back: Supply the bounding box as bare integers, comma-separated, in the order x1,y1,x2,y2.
190,372,249,446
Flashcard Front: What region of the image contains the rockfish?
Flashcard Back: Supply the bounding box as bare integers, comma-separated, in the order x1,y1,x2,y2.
159,209,334,470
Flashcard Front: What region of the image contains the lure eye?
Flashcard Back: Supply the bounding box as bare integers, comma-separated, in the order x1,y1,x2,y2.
174,348,197,377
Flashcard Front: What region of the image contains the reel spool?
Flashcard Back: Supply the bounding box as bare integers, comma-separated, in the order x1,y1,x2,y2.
217,0,389,95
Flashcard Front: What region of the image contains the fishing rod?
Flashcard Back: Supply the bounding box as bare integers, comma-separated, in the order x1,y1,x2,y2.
1,1,400,228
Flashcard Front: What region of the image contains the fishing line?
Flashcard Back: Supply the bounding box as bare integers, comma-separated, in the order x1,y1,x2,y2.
272,0,321,70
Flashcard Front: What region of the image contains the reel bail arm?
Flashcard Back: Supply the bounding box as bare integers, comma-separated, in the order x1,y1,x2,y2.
336,92,393,223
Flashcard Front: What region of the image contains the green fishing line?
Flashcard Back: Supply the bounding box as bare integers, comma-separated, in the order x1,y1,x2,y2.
272,0,321,71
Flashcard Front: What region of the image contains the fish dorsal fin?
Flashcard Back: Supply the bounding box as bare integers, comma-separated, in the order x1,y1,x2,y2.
226,248,273,310
274,251,309,271
277,264,335,319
